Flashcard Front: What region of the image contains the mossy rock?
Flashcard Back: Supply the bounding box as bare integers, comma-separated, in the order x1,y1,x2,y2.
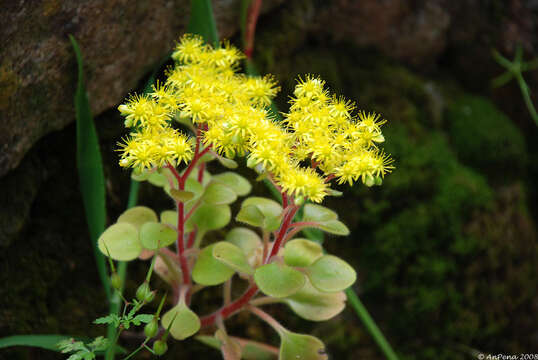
446,95,527,179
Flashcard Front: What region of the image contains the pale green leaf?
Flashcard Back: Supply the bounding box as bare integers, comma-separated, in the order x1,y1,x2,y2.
192,244,235,285
302,204,338,223
254,263,305,298
117,206,158,230
283,239,323,267
318,220,350,236
140,222,177,250
225,227,261,256
212,172,252,196
279,330,327,360
212,241,254,275
161,302,201,340
306,255,356,292
97,223,141,261
284,280,346,321
185,204,231,232
203,182,237,205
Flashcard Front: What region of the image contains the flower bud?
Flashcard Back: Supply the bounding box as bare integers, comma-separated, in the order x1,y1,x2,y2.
144,318,159,338
153,340,168,356
136,283,155,303
110,273,122,290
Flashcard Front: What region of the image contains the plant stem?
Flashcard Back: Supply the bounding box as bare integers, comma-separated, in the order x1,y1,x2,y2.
266,205,299,262
244,0,263,59
249,296,281,307
248,305,284,334
516,72,538,125
200,285,259,327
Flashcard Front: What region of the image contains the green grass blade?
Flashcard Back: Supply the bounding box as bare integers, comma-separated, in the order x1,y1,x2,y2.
69,35,110,301
0,334,69,351
240,0,252,49
187,0,219,47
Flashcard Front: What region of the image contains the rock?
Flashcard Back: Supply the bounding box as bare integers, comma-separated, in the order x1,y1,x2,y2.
0,0,283,177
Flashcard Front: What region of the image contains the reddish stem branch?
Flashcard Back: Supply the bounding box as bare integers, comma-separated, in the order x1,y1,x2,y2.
197,162,206,183
176,202,190,285
182,147,211,183
244,0,263,59
200,285,259,327
186,231,196,249
266,205,299,263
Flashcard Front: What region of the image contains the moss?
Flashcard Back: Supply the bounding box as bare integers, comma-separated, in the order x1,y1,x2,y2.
446,95,527,180
345,121,537,359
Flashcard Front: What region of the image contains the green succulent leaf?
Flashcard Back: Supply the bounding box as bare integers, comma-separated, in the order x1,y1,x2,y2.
117,206,158,230
236,197,283,231
254,263,305,298
202,182,237,205
243,197,282,218
302,204,338,223
164,177,205,204
283,239,323,267
216,156,239,169
160,210,177,227
192,244,235,285
212,172,252,196
317,220,350,236
236,204,265,227
279,330,327,360
161,302,201,340
283,280,346,321
185,204,231,233
169,189,195,203
212,241,254,275
140,222,177,250
131,168,171,187
306,255,356,292
97,223,141,261
225,227,261,256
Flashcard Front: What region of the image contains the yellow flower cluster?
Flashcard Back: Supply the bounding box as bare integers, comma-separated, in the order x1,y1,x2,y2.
117,34,393,203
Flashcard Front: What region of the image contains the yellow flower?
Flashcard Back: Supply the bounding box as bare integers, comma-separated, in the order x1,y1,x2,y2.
117,34,393,203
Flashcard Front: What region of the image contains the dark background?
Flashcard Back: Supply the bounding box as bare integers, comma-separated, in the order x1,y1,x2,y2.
1,0,537,359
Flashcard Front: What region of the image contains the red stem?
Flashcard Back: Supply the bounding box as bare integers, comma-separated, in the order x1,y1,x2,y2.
186,231,196,249
182,147,211,183
266,205,299,262
245,0,263,59
197,162,205,183
176,202,190,285
200,285,259,327
282,192,288,208
289,221,319,229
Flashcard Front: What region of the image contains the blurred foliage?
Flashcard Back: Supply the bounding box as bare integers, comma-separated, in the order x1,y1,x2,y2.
447,95,527,180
